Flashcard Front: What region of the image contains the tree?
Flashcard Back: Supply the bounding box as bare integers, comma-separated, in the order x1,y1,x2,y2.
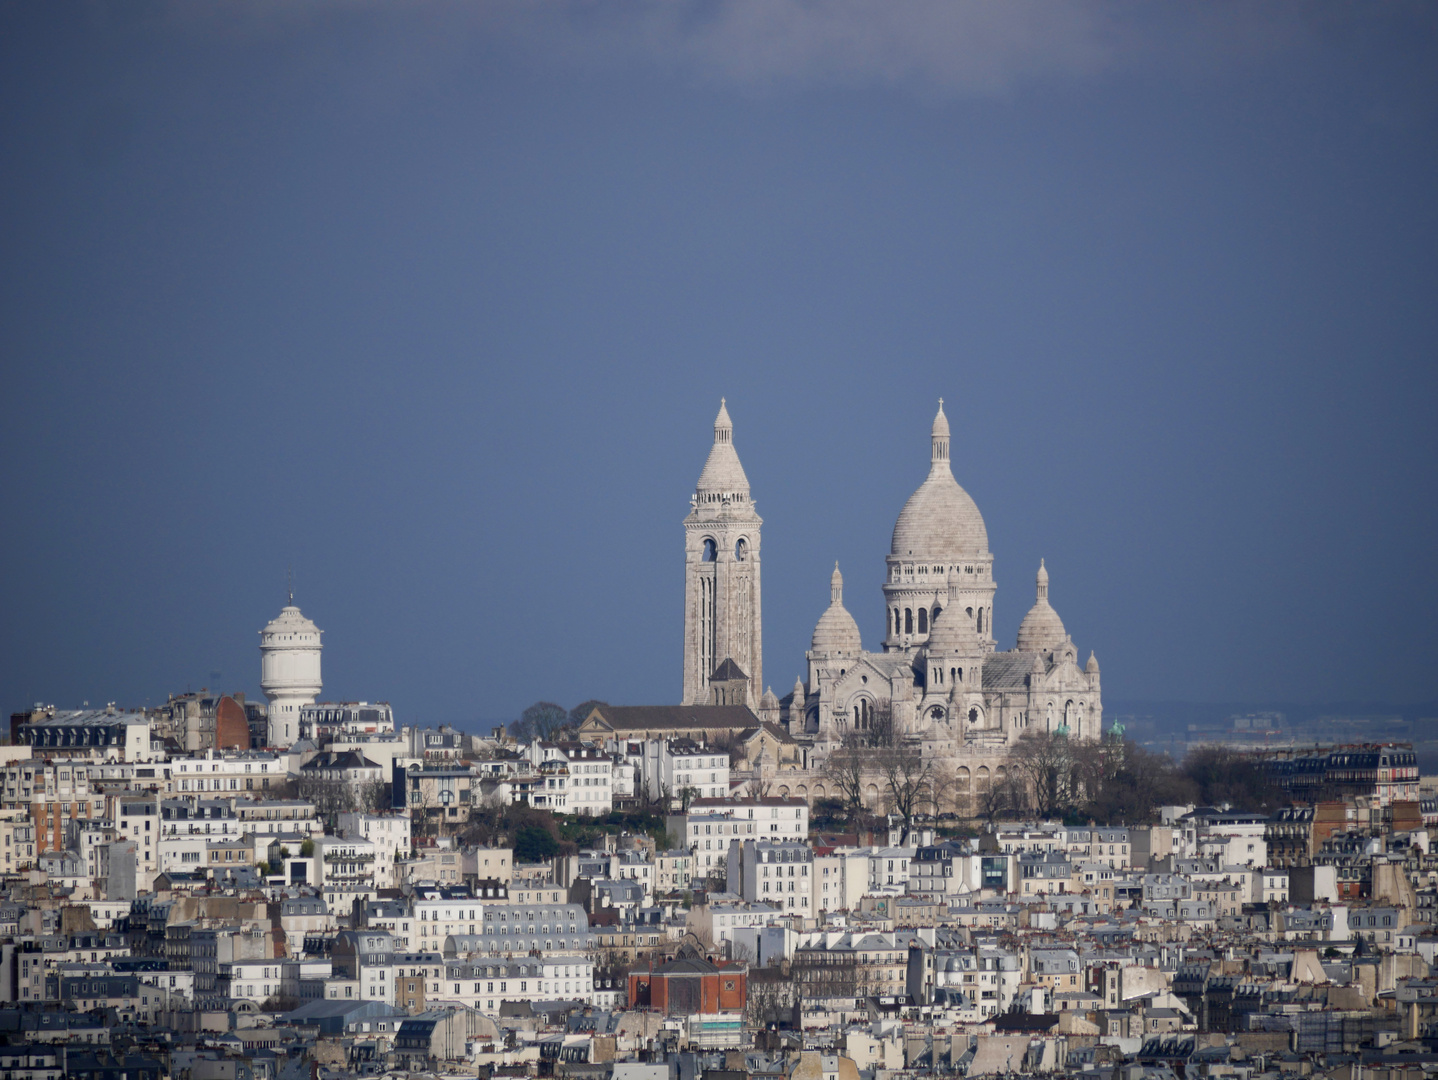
300,838,315,858
514,825,558,863
745,969,798,1030
978,770,1025,824
1080,741,1195,823
1006,728,1078,819
356,777,393,815
510,702,569,742
821,746,869,815
874,744,939,840
295,775,357,830
1181,746,1284,811
568,700,608,725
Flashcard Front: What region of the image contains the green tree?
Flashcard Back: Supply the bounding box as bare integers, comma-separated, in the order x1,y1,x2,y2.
1181,745,1284,811
514,825,558,863
568,700,608,725
300,838,315,859
510,701,569,741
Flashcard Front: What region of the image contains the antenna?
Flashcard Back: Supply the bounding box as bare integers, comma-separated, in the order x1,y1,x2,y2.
287,566,294,606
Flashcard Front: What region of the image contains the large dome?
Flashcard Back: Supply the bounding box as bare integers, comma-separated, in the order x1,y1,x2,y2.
891,402,988,559
892,475,989,560
811,564,862,654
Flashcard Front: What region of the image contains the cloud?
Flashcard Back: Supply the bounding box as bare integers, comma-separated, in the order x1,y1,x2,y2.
518,1,1126,96
155,0,1438,106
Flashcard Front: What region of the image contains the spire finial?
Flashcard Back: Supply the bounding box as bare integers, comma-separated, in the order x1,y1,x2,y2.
1036,559,1049,602
287,567,294,606
830,562,844,604
713,398,733,444
930,399,951,469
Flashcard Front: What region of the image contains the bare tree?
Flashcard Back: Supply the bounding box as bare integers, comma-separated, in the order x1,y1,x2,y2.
744,967,798,1030
708,730,747,769
874,744,940,842
821,746,869,815
1006,729,1076,820
356,777,393,815
294,775,357,830
978,771,1025,824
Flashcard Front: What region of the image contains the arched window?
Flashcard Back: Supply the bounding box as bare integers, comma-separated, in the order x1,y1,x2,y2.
734,538,747,562
977,608,985,635
968,707,979,724
701,539,717,562
966,607,974,619
893,609,901,635
904,609,914,634
932,605,942,624
917,608,928,634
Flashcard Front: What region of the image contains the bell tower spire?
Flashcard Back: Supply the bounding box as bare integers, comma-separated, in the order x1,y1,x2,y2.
683,399,763,706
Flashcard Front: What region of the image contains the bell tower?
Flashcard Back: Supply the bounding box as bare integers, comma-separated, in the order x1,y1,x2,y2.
682,400,763,707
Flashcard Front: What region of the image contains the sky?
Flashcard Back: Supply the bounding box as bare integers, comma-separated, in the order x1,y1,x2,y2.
2,2,1437,729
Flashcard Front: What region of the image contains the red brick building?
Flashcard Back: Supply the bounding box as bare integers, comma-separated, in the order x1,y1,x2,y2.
628,947,746,1015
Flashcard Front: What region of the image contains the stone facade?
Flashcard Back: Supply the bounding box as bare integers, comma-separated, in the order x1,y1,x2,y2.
681,400,762,708
680,399,1104,807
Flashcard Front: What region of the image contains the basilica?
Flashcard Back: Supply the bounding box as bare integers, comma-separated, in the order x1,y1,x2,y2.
681,399,1103,787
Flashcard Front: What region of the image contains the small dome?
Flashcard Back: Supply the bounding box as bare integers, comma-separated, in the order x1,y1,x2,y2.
811,564,861,654
1016,560,1067,653
695,398,750,499
761,686,779,709
261,604,321,640
925,569,981,656
1086,651,1100,675
891,403,988,560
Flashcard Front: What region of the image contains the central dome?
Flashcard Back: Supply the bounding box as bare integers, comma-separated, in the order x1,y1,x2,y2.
891,402,988,560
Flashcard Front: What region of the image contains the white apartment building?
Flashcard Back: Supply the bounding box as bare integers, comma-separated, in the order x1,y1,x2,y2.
690,899,782,944
669,797,809,880
166,751,288,796
726,839,814,916
814,850,870,914
338,812,412,889
298,701,395,743
413,895,493,948
233,800,323,842
114,793,162,880
530,744,613,816
656,850,693,894
222,958,284,1004
640,740,730,803
870,847,915,892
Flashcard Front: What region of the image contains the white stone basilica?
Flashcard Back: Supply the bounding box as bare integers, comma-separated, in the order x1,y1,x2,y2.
681,400,1103,787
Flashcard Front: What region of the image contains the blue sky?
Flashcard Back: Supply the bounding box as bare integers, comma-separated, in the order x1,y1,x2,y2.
2,2,1436,727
